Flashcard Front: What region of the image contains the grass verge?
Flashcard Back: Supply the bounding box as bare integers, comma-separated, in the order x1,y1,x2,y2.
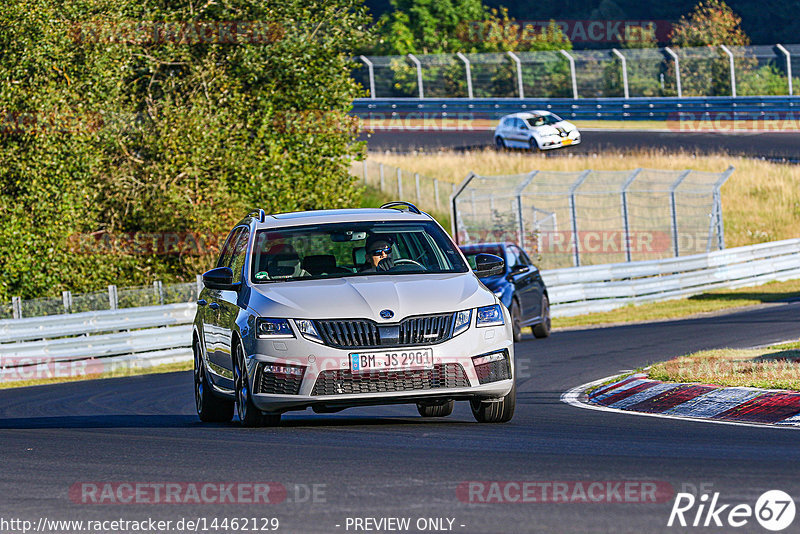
648,341,800,390
0,360,192,390
552,278,800,329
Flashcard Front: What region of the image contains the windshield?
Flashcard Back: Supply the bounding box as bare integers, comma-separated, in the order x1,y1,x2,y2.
251,221,469,282
525,114,563,127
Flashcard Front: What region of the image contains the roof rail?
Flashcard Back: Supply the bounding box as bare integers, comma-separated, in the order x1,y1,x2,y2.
248,208,266,222
380,201,422,215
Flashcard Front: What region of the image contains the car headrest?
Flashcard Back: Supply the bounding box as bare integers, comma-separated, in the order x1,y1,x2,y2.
352,246,366,267
267,253,302,279
302,254,336,275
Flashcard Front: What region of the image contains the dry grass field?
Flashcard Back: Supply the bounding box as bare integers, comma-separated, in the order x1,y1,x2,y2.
368,149,800,248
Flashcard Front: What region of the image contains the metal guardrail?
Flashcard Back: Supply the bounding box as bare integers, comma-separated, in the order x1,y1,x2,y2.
543,238,800,317
1,239,797,381
353,96,800,122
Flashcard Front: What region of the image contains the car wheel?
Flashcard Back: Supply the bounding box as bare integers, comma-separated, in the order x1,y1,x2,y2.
532,294,551,339
529,137,540,151
234,343,280,427
194,339,234,423
470,383,516,423
495,136,506,149
417,400,455,417
511,299,522,343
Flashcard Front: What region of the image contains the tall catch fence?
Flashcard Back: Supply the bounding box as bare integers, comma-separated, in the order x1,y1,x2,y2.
354,45,799,99
353,159,457,215
451,167,734,270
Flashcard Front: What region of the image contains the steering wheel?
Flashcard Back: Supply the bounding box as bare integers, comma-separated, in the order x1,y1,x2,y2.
394,258,426,269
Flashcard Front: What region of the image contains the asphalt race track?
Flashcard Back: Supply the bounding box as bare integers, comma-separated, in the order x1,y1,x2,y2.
362,129,800,161
2,301,800,534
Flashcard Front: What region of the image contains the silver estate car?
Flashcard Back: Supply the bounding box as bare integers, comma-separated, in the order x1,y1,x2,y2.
193,202,516,426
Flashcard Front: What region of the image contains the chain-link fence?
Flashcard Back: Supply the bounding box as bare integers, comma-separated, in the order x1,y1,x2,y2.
452,167,734,270
3,279,202,320
356,44,798,99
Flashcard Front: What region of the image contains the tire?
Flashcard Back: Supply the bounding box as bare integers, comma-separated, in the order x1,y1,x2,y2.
234,343,280,427
495,136,506,149
532,294,551,339
510,299,522,343
417,400,455,418
529,138,540,151
470,383,516,423
194,339,234,423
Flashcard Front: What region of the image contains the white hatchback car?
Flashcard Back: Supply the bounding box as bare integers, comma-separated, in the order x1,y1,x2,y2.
494,111,581,151
193,202,516,426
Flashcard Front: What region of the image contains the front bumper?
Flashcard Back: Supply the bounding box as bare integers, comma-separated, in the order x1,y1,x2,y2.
244,319,514,413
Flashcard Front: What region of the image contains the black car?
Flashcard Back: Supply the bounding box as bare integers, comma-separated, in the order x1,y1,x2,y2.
460,242,550,342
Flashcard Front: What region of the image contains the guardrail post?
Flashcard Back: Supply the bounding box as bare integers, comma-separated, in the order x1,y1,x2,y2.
434,179,440,210
664,47,682,98
507,51,524,99
559,50,578,99
569,170,591,266
611,49,629,99
196,274,203,295
669,170,692,257
414,173,421,203
620,169,642,262
719,45,737,97
62,290,72,314
359,56,376,99
397,167,403,198
456,52,474,99
154,280,164,306
379,163,385,192
776,44,793,96
12,296,22,319
108,285,118,311
407,54,424,99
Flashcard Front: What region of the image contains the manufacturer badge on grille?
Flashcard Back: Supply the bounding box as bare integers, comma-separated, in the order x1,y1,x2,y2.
380,309,394,319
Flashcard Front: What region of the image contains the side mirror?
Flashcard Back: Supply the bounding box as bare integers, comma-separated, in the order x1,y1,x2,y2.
474,253,505,278
202,266,237,290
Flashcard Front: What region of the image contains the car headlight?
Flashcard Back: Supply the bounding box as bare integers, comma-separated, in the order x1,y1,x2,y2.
452,310,472,337
295,319,324,344
256,318,294,339
476,304,505,327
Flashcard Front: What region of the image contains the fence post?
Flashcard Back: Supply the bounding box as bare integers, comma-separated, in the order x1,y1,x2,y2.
620,169,642,262
456,52,474,99
397,167,403,198
513,171,538,251
569,170,591,267
362,159,368,185
407,53,424,99
434,179,440,210
714,166,735,250
379,163,385,192
669,170,692,257
108,285,118,311
154,280,164,306
359,55,376,99
611,49,629,99
196,273,204,295
664,47,682,98
450,173,477,245
507,51,524,99
776,44,793,96
12,296,22,319
559,50,578,99
62,290,72,314
414,173,421,204
719,45,737,97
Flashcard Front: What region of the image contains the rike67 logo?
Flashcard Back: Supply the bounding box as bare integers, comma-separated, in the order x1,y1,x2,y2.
668,490,796,531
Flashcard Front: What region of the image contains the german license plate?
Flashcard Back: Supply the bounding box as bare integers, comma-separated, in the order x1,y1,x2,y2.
562,138,573,145
350,348,434,373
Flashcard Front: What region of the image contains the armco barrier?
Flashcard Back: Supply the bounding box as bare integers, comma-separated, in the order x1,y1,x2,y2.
352,96,800,122
543,238,800,317
1,239,798,381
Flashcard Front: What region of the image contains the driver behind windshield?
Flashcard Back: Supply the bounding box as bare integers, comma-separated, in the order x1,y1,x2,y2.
360,235,394,272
